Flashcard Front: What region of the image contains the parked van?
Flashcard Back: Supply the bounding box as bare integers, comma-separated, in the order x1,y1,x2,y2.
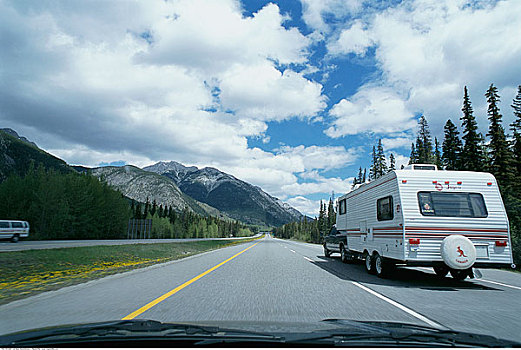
0,220,30,242
335,165,514,280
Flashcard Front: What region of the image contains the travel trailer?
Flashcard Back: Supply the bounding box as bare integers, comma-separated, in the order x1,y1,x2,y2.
334,164,514,280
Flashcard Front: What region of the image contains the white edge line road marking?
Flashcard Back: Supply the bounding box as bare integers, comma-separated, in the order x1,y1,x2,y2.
478,279,521,291
290,249,296,253
303,256,313,262
351,281,447,330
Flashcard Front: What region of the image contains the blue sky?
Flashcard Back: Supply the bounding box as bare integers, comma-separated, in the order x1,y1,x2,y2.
1,0,520,216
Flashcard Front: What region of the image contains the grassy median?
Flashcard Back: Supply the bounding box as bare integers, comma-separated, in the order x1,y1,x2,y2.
0,236,262,305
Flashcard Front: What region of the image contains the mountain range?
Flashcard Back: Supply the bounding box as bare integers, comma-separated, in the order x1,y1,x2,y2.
143,161,303,226
0,128,303,226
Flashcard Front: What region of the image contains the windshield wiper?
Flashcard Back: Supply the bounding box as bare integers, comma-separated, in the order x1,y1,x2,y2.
287,319,519,347
0,319,281,347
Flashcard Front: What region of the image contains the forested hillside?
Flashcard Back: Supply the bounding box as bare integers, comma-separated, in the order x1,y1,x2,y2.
0,129,71,182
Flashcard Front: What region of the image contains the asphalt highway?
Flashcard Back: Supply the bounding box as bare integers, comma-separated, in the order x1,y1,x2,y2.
0,235,261,252
1,235,520,342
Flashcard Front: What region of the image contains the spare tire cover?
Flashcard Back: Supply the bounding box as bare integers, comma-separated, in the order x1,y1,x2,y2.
440,235,476,270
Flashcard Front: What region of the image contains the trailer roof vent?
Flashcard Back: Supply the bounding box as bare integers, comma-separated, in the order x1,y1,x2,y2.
403,164,438,171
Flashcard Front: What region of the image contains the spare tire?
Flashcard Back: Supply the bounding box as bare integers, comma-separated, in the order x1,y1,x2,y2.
441,235,476,270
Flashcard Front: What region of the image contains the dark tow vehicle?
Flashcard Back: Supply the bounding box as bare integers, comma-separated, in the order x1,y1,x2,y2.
323,226,354,263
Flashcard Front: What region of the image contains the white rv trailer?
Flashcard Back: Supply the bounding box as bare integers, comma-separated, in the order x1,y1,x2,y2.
335,164,514,279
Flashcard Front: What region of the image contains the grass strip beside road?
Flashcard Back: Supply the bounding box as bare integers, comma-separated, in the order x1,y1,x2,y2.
0,236,262,305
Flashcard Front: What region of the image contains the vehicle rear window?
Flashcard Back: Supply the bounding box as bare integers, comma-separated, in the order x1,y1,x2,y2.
0,222,9,228
11,222,24,228
377,196,394,221
418,192,488,218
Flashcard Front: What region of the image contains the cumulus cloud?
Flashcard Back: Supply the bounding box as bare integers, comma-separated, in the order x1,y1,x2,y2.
325,0,521,137
325,86,416,137
285,196,328,217
0,0,337,206
300,0,364,34
327,20,374,56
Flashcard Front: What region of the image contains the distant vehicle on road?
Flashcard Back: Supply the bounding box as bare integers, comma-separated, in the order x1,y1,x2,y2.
0,220,30,243
330,164,514,280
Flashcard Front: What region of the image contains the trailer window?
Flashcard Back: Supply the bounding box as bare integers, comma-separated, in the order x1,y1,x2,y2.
0,222,9,228
11,222,23,228
377,196,394,221
339,199,347,215
418,192,488,217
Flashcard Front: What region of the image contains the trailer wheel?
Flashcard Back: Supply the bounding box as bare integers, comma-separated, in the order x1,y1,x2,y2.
324,245,331,258
433,266,449,277
450,269,468,281
11,235,19,243
374,254,392,278
364,252,375,274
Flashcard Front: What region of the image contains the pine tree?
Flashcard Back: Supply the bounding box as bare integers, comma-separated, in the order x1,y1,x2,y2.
376,139,387,177
409,143,417,164
485,83,514,186
416,116,433,163
362,168,367,183
434,137,442,168
442,119,463,170
143,197,150,218
370,146,377,180
150,199,157,217
357,167,363,184
389,153,396,171
461,86,485,171
327,198,335,230
511,85,521,175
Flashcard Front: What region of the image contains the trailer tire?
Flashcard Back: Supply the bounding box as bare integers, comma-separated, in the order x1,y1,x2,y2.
364,252,375,274
374,254,392,278
324,245,331,258
10,235,19,243
450,268,469,281
433,265,449,277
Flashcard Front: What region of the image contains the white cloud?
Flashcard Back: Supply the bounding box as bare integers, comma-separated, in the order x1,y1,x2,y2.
282,176,353,197
325,0,521,138
0,0,336,209
325,86,416,137
381,136,414,151
300,0,364,34
327,20,374,56
285,196,328,217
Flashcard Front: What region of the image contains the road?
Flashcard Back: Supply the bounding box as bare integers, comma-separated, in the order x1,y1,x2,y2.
0,235,260,252
1,235,520,342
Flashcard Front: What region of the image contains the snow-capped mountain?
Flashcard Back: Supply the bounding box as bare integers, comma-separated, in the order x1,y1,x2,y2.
144,161,303,226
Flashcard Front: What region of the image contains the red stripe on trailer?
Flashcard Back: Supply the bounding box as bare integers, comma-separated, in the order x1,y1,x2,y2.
405,227,508,233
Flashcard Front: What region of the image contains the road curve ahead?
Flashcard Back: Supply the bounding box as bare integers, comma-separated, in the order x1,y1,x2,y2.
1,235,520,342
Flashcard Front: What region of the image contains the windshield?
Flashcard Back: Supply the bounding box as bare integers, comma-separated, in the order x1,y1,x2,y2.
1,0,520,347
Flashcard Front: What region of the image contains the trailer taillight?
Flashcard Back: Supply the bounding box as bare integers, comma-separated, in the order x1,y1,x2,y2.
402,180,407,184
495,241,507,247
432,181,437,184
457,181,462,185
487,182,492,186
409,238,420,245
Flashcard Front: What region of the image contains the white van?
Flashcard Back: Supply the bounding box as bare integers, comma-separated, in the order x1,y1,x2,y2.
0,220,30,242
335,165,514,280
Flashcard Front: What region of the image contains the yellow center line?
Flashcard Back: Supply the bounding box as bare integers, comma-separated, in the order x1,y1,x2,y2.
122,241,261,320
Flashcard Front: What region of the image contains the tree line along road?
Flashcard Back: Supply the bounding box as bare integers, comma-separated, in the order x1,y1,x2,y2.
0,235,520,342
